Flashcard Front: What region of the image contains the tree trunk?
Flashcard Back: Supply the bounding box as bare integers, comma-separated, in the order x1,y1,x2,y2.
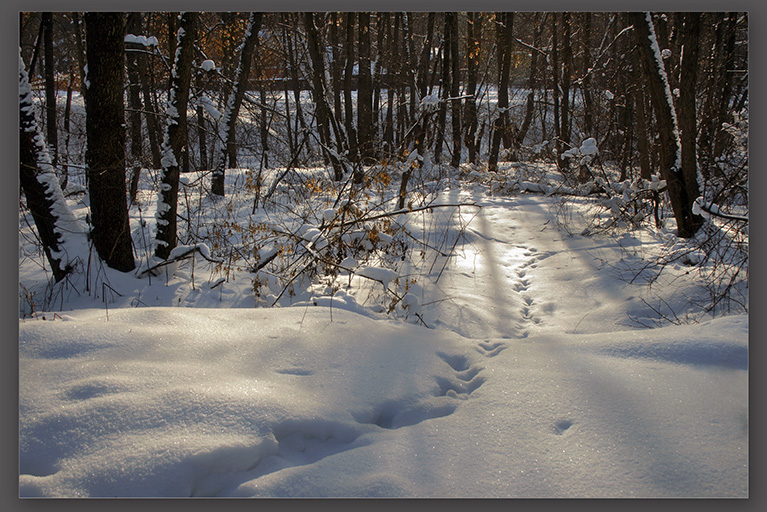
559,12,572,170
343,12,359,164
212,12,262,197
329,13,344,127
517,14,542,147
581,12,594,138
126,12,144,205
631,47,652,181
72,12,87,96
304,12,346,181
713,13,738,159
84,12,135,272
434,39,448,164
135,14,162,169
20,54,84,282
61,68,73,191
677,12,704,232
417,13,435,101
283,16,309,162
631,12,702,238
448,12,462,168
155,12,197,259
464,12,480,164
383,13,395,156
42,13,58,168
488,12,513,172
551,14,561,165
358,11,375,167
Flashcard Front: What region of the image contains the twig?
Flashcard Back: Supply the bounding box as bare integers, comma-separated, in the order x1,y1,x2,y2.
138,246,222,277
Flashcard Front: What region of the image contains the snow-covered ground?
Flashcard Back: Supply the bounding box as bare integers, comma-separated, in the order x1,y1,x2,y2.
18,167,748,497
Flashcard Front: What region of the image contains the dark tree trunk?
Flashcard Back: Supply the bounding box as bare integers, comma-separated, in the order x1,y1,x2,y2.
72,13,87,96
26,14,45,78
517,14,542,148
631,12,703,238
329,13,344,127
373,13,386,148
464,12,480,164
448,12,462,168
488,12,513,172
434,39,448,164
581,12,594,138
61,68,74,190
134,14,162,169
126,12,144,205
212,12,262,197
713,13,738,159
155,12,197,259
255,51,270,169
383,13,395,156
358,11,375,167
417,13,435,100
343,12,359,164
551,14,561,165
398,13,413,145
559,12,572,170
42,13,58,168
84,12,135,272
631,48,652,181
677,12,704,232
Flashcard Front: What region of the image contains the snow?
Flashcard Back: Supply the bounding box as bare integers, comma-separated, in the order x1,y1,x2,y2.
200,59,216,72
125,34,159,47
167,243,213,261
198,95,221,121
356,266,399,288
19,306,747,498
420,94,441,113
18,115,748,497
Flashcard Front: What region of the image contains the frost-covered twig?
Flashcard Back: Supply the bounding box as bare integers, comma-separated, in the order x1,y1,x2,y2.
692,198,748,223
138,244,221,277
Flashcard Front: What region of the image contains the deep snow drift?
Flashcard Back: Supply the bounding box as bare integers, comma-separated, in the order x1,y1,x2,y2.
18,180,748,498
19,307,747,498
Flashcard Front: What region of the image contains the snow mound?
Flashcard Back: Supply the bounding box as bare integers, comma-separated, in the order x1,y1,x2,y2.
19,308,747,498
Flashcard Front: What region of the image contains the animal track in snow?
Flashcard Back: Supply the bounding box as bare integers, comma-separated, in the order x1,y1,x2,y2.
355,351,487,431
553,419,574,436
477,340,508,358
508,245,552,330
512,281,529,293
436,351,472,372
189,420,363,496
355,399,458,430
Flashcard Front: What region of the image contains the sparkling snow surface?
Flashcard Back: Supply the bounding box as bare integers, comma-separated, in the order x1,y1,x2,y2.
19,188,748,498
